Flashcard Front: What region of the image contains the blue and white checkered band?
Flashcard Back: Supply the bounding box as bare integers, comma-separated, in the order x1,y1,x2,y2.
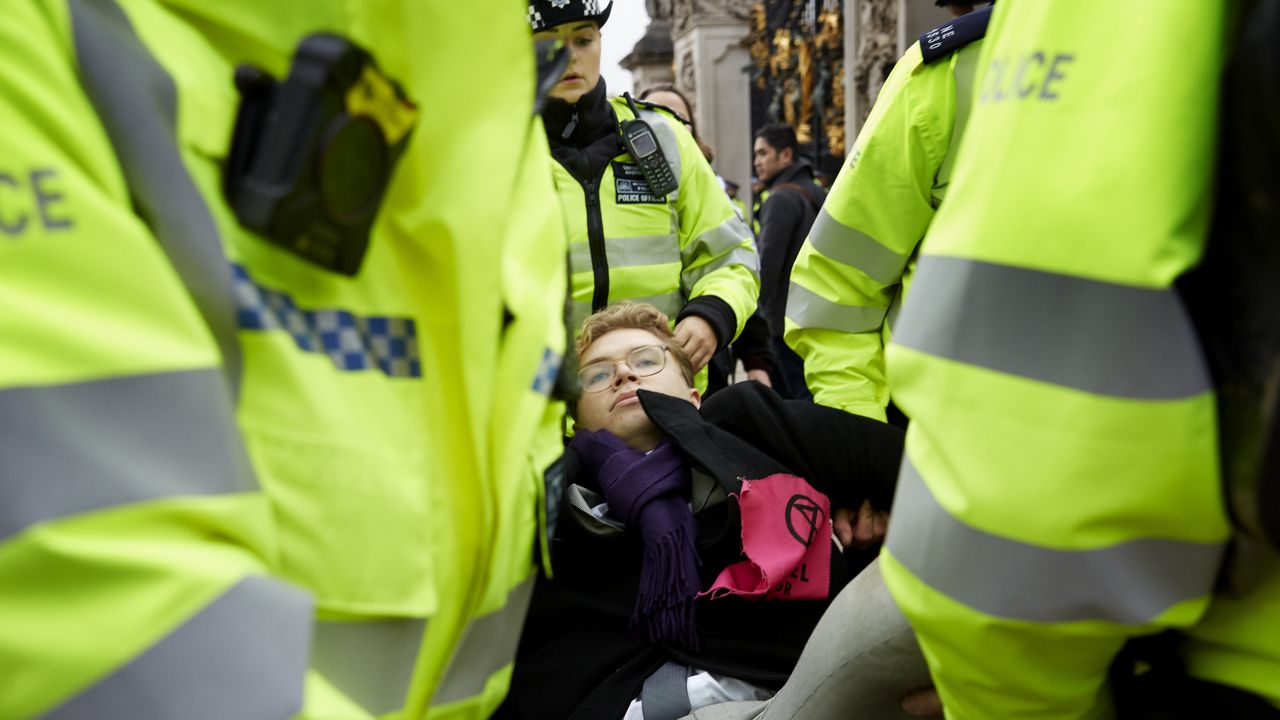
529,0,610,31
233,264,422,379
531,346,563,396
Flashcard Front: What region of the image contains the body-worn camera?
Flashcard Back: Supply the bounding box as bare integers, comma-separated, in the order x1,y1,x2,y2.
225,34,417,276
619,93,679,198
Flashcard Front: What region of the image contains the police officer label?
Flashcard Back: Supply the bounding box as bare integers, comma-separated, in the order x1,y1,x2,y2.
612,162,664,205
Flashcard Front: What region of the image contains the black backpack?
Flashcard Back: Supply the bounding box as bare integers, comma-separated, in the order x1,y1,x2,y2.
1109,6,1280,717
1180,0,1280,561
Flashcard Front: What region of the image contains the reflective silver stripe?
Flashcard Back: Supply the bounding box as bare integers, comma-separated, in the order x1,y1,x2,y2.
933,42,982,198
0,370,256,543
683,246,759,290
45,576,313,719
570,290,684,334
620,291,683,319
894,256,1212,399
682,218,758,293
807,208,911,286
885,285,904,332
432,577,536,706
683,218,754,263
569,235,681,274
70,0,241,394
312,616,426,715
887,459,1224,624
785,282,887,334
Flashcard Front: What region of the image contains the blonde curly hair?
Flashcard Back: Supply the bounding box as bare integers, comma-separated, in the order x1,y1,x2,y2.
576,303,695,387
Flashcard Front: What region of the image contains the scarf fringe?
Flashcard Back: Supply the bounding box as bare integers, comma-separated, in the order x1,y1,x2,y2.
633,523,701,651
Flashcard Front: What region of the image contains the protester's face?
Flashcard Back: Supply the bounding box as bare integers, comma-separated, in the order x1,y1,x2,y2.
753,137,792,182
534,22,602,104
575,328,700,450
643,90,691,124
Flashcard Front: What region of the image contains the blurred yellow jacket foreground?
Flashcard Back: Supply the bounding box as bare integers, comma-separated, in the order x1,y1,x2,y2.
0,1,566,717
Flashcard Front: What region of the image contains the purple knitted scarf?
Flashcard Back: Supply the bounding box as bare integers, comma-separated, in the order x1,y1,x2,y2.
570,429,701,650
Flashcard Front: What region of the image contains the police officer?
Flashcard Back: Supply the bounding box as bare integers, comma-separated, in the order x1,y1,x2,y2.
529,0,759,383
881,1,1280,716
0,1,565,718
784,1,992,422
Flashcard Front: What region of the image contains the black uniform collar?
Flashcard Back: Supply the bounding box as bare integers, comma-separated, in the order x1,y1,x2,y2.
542,78,615,148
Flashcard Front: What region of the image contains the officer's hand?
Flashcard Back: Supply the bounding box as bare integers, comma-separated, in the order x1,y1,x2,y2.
674,316,717,371
746,368,772,387
835,499,888,550
902,687,943,717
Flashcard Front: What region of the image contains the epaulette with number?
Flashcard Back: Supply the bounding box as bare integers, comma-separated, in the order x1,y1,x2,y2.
919,5,992,64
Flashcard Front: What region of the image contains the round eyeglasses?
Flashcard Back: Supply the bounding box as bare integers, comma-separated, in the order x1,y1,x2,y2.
577,344,669,394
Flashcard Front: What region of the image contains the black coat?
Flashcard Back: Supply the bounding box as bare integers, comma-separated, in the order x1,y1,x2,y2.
497,383,904,720
758,162,826,337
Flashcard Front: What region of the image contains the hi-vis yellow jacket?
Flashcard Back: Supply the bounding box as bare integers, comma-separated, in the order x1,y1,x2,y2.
0,1,566,718
882,2,1280,716
784,10,988,422
554,98,759,343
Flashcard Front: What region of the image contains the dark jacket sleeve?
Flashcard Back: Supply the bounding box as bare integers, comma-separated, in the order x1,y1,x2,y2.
700,382,903,511
732,310,774,372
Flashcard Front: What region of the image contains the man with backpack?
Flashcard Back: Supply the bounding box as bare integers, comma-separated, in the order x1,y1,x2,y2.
752,123,827,400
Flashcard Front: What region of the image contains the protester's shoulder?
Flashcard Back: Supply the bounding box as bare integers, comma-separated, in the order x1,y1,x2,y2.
703,383,900,449
917,5,992,64
702,381,785,425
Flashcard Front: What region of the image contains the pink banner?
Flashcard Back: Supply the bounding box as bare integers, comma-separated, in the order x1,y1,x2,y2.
701,473,832,601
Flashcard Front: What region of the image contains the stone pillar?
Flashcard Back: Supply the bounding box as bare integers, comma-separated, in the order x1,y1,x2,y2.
844,0,950,146
899,0,953,56
673,0,753,210
844,0,897,143
621,6,675,95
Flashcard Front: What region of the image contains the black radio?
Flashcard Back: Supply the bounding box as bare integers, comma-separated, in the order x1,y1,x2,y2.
534,39,571,114
619,93,678,198
224,34,417,276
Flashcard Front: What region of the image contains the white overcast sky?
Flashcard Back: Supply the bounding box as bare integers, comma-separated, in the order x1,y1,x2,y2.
600,2,652,95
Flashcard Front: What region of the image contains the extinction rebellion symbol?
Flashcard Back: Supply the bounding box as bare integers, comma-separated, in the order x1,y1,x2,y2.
785,494,825,547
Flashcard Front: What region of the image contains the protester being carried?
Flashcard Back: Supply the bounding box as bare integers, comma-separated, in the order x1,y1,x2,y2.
496,302,904,720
